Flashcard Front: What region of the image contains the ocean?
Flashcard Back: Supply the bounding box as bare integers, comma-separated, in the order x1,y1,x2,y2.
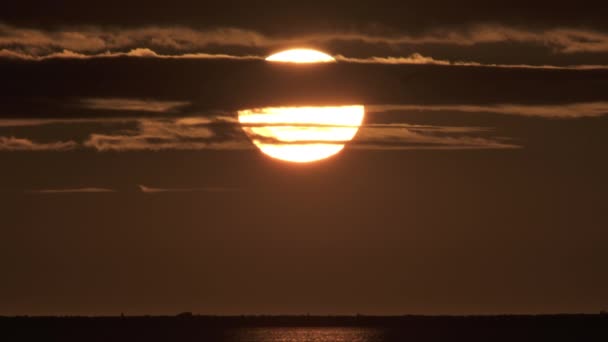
2,315,606,341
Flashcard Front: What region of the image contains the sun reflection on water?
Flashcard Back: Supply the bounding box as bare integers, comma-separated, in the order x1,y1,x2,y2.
232,327,385,342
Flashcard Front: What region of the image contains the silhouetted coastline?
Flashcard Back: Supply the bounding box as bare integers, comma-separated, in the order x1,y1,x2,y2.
3,314,606,341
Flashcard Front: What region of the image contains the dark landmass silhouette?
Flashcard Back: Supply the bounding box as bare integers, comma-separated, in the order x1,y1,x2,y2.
2,314,607,341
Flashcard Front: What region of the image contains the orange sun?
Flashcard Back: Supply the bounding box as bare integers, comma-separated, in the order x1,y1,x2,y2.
238,105,365,163
241,49,360,163
265,49,336,63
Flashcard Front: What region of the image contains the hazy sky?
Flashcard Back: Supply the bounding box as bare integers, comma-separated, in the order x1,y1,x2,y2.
1,1,607,316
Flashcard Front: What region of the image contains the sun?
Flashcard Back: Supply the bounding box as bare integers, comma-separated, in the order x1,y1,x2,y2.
238,105,365,163
266,49,336,63
247,49,359,163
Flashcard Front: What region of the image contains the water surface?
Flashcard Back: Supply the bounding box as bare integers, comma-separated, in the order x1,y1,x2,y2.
231,327,385,342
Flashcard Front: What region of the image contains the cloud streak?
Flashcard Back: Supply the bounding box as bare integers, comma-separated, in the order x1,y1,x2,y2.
2,47,606,70
4,99,607,153
83,118,248,151
2,23,608,57
0,117,515,151
0,118,137,127
238,122,517,151
369,102,608,118
80,98,190,113
0,137,77,151
25,188,116,194
0,47,262,61
2,100,607,152
138,185,239,193
336,53,608,70
351,124,518,150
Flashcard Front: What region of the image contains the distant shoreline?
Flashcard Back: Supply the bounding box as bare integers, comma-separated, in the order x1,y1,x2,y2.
2,313,606,318
4,315,606,341
2,313,606,323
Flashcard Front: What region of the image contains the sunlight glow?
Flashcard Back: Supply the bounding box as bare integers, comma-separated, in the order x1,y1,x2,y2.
238,105,365,163
266,49,336,63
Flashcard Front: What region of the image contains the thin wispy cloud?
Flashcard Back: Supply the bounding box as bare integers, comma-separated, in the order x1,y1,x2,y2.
0,117,512,152
0,115,246,151
80,98,190,113
369,102,608,118
84,134,245,151
83,118,248,151
336,53,608,70
4,101,605,153
336,53,451,65
138,185,239,194
25,188,116,194
0,24,270,54
0,137,77,151
349,143,518,151
0,116,236,128
0,48,262,61
237,121,516,151
2,100,606,153
0,118,133,127
351,125,518,150
3,46,607,70
2,23,608,57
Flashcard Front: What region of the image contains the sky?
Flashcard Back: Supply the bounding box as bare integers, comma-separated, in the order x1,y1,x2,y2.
1,1,607,316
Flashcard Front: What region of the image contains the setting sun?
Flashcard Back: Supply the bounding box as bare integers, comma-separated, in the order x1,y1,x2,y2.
238,105,365,162
265,49,336,63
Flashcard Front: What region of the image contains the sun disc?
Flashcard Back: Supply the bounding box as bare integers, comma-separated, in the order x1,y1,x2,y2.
266,49,336,63
238,105,365,163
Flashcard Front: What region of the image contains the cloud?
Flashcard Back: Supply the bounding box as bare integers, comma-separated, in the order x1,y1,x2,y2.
336,53,451,65
0,47,262,61
83,118,249,151
2,23,608,57
328,25,608,54
336,53,608,70
369,102,608,118
25,185,235,194
80,98,190,113
25,188,116,194
3,100,607,153
0,118,135,127
0,137,77,151
0,115,246,152
0,116,237,128
4,45,607,70
138,185,239,193
0,49,90,60
4,116,509,152
240,121,516,150
0,24,270,53
350,124,518,150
